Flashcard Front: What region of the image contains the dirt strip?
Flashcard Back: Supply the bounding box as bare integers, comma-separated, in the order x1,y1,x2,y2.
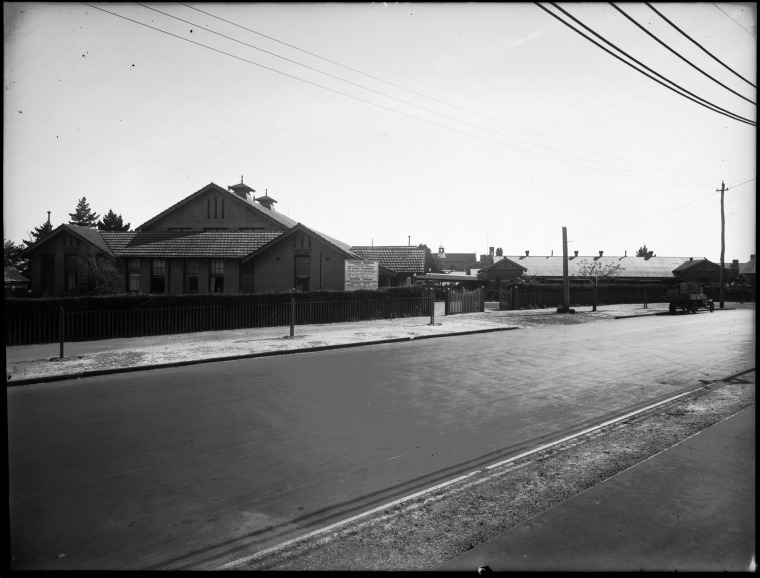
236,372,755,571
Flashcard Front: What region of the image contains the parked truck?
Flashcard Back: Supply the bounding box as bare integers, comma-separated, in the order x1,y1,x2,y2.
668,282,714,314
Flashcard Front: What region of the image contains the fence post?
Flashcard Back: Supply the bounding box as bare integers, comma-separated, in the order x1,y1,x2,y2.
644,289,648,309
444,287,450,316
593,277,597,312
59,306,65,359
289,297,295,337
429,289,436,325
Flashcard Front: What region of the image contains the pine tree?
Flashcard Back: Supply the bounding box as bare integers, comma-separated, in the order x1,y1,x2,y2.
636,245,649,257
97,209,131,232
4,238,29,275
22,219,53,247
68,197,100,228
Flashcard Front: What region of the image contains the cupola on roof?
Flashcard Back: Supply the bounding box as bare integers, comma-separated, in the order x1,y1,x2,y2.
228,176,256,199
256,189,278,211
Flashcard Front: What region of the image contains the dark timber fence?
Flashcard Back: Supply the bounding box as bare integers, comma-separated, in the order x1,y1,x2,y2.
445,288,485,315
498,283,753,310
5,288,432,346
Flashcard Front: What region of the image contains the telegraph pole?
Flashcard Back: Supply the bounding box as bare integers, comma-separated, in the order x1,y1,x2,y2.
718,181,726,309
562,226,569,309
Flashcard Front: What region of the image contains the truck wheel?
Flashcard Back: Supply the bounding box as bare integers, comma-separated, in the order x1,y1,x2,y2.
669,303,676,314
709,302,714,312
691,302,699,313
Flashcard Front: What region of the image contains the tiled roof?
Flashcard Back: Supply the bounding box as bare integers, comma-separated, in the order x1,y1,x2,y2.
66,224,117,257
672,258,718,272
439,253,477,261
482,256,696,279
101,231,282,258
351,246,426,273
740,257,756,275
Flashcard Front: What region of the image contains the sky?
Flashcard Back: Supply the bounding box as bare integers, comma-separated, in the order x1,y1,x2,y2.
3,2,756,263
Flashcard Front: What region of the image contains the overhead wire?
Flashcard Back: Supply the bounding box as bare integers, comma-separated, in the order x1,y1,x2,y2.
610,2,755,105
538,3,756,126
647,2,756,88
84,3,714,188
712,3,758,40
569,177,755,243
178,2,716,183
134,2,704,185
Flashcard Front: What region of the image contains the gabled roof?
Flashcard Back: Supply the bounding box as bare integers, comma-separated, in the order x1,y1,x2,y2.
4,267,30,284
242,223,361,263
439,252,477,261
477,256,528,273
351,246,426,274
136,182,298,231
20,224,116,257
672,258,722,272
101,231,282,258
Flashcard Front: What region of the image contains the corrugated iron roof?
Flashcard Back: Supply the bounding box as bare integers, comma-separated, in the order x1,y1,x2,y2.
351,246,426,274
488,255,696,279
101,231,282,258
740,257,756,275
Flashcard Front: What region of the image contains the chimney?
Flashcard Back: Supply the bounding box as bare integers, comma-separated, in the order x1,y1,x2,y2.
752,254,756,260
625,250,627,257
525,250,529,256
599,251,604,257
489,246,494,256
690,257,693,262
733,259,739,264
574,250,578,257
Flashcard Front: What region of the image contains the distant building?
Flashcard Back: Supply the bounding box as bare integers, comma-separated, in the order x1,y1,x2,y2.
4,267,30,297
437,244,477,272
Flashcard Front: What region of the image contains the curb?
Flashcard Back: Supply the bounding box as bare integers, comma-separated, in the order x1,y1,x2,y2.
6,326,518,387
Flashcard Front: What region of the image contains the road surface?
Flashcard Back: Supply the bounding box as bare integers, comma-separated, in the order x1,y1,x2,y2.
7,309,754,569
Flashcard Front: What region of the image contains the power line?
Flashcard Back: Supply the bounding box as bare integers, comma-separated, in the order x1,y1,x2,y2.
610,2,755,105
178,2,716,183
647,2,756,88
569,176,755,243
568,190,720,243
539,3,755,126
134,2,707,185
85,3,715,188
712,3,757,39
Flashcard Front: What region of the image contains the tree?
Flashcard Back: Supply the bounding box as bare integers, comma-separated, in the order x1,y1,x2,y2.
97,209,131,232
22,219,53,247
4,239,29,276
636,245,655,257
418,244,443,274
495,247,503,256
68,197,100,228
575,259,625,281
78,251,122,295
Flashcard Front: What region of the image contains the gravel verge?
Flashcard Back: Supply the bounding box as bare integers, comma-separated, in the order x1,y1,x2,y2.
238,372,755,571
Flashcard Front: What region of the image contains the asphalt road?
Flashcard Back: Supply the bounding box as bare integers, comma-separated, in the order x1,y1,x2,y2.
7,309,754,570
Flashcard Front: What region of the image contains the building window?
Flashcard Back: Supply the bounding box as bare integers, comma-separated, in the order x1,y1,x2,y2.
294,255,310,291
151,259,166,293
210,259,224,293
41,253,55,293
128,259,141,292
186,259,199,293
65,254,79,291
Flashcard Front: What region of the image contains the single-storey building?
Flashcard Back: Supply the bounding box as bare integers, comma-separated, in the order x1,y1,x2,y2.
477,251,736,292
351,246,425,287
20,179,423,296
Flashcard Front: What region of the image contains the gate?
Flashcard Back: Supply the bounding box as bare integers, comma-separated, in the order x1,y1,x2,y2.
446,288,484,315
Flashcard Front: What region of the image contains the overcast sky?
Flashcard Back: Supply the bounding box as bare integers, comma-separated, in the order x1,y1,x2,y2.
4,2,756,262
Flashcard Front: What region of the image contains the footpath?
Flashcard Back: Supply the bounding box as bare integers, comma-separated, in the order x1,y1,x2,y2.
440,401,755,572
5,302,672,385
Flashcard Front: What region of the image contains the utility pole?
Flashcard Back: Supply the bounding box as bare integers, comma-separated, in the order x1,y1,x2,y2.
718,181,726,309
562,227,569,309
